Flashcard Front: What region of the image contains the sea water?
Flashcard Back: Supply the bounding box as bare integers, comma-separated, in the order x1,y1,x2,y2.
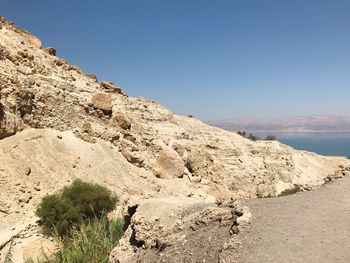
258,132,350,157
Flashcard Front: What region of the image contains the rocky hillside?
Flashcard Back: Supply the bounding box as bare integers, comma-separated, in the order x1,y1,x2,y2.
0,17,348,262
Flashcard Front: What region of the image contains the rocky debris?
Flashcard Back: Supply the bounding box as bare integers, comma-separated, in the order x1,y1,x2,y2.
110,198,251,263
121,149,144,167
86,74,97,82
92,93,112,114
17,65,33,75
17,91,34,117
113,112,131,130
153,146,188,179
42,47,56,56
0,45,9,60
100,81,122,94
0,16,349,263
324,167,350,183
24,167,31,176
55,58,66,66
0,110,18,139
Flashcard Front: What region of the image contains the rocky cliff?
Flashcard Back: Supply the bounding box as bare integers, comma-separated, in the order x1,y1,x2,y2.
0,17,348,262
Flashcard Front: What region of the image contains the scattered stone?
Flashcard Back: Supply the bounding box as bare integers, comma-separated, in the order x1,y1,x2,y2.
86,74,97,82
17,90,34,117
113,112,131,130
17,65,33,75
100,81,122,94
55,58,65,66
154,146,187,179
92,93,112,113
42,47,56,56
189,176,202,183
24,167,31,176
121,149,144,167
18,194,32,203
17,50,28,58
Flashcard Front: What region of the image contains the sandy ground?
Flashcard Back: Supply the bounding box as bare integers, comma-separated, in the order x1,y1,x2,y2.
234,175,350,263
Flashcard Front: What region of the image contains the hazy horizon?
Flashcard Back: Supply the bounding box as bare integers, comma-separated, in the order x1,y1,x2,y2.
3,0,350,120
207,114,350,122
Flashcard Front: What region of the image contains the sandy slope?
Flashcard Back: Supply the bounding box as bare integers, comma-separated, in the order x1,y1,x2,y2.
1,17,350,262
233,173,350,263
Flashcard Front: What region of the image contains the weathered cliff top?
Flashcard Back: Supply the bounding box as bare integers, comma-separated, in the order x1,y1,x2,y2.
0,17,349,262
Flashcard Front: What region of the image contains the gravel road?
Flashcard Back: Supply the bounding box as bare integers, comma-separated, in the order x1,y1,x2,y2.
234,175,350,263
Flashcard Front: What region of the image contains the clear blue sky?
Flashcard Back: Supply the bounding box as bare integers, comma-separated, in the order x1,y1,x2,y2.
2,0,350,120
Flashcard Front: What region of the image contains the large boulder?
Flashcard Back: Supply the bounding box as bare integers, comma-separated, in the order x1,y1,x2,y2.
92,93,112,113
153,146,188,179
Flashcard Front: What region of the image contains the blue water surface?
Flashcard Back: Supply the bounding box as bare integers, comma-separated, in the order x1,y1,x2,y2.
258,132,350,157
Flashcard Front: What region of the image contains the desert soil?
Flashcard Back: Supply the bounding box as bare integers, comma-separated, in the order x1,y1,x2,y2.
233,175,350,263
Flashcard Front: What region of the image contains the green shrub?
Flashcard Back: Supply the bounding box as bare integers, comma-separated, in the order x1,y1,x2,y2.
36,180,118,236
237,131,260,141
3,239,14,263
278,185,300,197
237,131,247,137
26,218,124,263
248,133,259,141
265,135,276,141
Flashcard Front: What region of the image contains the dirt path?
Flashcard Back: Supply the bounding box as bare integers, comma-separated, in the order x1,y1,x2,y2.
234,175,350,263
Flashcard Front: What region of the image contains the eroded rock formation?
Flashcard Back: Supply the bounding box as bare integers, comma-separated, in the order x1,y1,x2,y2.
0,17,349,262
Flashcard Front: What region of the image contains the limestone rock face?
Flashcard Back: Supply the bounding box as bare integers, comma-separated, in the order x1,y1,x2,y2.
0,16,349,263
0,93,20,139
109,197,250,263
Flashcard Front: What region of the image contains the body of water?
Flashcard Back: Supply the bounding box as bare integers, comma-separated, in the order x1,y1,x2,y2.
257,132,350,157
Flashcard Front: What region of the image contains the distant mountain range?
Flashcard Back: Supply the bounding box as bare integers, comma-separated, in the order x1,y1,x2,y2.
209,115,350,133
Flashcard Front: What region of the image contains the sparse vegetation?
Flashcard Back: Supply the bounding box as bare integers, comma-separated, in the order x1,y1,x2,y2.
265,135,277,141
278,185,300,197
3,239,14,263
237,131,247,137
237,131,277,141
32,218,124,263
36,179,118,236
237,131,260,141
248,133,259,141
29,180,123,263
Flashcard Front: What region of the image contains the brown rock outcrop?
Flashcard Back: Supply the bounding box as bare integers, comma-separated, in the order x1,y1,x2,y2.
92,93,112,113
113,112,131,130
42,47,56,56
100,81,122,94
